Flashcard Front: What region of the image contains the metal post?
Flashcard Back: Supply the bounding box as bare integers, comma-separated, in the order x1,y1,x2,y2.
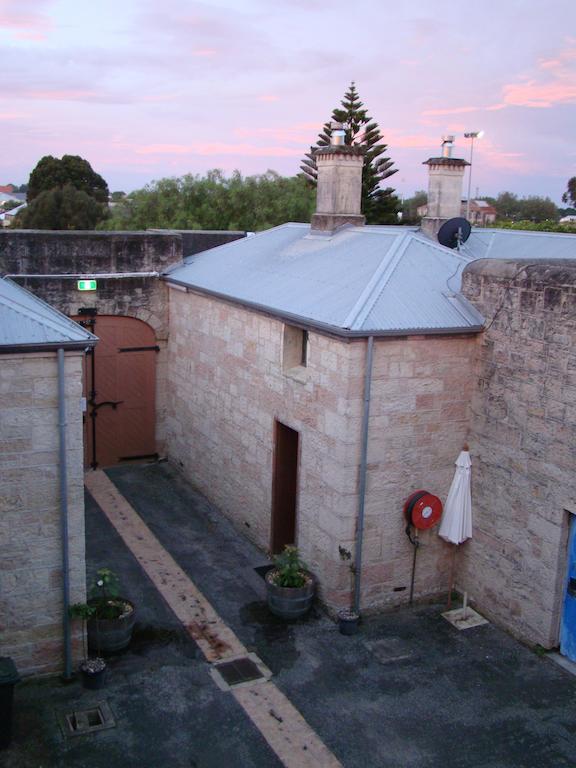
57,348,72,680
353,335,374,615
466,135,475,222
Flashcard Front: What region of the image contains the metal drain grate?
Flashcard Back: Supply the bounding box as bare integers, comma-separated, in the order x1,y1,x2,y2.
211,653,271,691
58,701,116,738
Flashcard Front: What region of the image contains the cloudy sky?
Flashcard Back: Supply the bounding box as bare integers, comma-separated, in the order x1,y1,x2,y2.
1,0,575,202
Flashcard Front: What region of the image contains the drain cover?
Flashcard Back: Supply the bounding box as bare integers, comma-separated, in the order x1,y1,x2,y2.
363,637,414,664
58,701,115,738
211,653,271,691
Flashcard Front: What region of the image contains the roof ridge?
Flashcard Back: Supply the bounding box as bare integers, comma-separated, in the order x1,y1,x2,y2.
342,232,411,330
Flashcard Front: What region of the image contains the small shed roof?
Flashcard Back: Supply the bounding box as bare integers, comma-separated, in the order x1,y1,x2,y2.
166,224,484,336
0,278,97,351
461,228,576,262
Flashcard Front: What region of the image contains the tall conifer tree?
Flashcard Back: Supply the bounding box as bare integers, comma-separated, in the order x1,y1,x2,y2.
301,82,399,224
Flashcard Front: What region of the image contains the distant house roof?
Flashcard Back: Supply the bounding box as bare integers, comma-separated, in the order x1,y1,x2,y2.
165,223,484,336
0,202,26,221
0,278,97,352
461,228,576,261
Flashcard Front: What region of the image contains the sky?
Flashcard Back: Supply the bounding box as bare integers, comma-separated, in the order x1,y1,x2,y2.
1,0,575,203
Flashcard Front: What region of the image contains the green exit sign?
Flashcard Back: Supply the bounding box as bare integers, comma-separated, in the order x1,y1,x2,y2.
77,279,97,291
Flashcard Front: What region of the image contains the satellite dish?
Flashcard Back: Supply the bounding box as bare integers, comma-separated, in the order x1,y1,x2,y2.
438,217,472,249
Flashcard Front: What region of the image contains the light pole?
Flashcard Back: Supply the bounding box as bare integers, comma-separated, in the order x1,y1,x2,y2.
464,131,484,222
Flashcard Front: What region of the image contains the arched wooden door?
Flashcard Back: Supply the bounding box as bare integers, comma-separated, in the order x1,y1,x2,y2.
73,313,157,469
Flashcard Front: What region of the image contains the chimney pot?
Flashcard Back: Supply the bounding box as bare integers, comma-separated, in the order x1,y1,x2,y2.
330,122,346,146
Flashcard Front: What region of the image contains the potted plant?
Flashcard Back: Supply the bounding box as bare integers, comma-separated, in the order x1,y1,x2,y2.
68,602,107,689
86,568,136,654
265,545,315,620
337,546,360,635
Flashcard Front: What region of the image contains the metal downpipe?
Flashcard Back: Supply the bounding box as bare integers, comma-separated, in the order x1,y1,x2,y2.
353,335,374,615
57,348,72,680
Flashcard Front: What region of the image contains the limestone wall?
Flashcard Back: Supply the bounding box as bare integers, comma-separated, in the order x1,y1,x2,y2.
166,287,478,612
165,288,363,602
359,335,477,610
461,259,576,647
0,351,86,676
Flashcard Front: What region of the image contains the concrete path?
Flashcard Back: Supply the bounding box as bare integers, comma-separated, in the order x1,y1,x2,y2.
85,469,342,768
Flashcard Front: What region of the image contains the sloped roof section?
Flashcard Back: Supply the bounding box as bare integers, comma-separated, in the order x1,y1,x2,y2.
462,228,576,262
0,278,97,350
166,223,484,335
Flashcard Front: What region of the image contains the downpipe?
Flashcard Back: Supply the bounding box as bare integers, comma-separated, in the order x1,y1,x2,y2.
57,348,72,680
353,335,374,616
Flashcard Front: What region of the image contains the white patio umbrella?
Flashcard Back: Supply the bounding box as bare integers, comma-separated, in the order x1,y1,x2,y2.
439,449,472,545
439,448,472,607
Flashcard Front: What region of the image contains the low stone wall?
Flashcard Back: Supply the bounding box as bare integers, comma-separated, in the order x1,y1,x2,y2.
461,259,576,647
0,351,86,676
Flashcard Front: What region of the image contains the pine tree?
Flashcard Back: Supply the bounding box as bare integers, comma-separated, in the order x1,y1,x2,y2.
300,82,399,224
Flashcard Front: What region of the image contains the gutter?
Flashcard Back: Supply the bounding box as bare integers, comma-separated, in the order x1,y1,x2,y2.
4,272,159,280
0,341,96,355
57,348,72,680
164,278,484,340
353,335,374,615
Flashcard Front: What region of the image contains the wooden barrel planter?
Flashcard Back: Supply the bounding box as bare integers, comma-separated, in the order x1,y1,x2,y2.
87,600,136,654
265,571,315,620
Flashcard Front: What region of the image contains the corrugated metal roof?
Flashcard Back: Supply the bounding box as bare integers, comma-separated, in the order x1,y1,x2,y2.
462,228,576,262
0,278,97,348
166,223,483,335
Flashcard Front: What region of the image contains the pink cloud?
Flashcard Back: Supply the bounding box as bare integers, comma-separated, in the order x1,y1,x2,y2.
257,95,280,102
0,1,52,40
502,41,576,108
191,48,217,57
502,80,576,108
134,142,301,158
422,106,479,116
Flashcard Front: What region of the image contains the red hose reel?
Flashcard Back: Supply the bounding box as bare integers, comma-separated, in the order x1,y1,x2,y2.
403,490,443,531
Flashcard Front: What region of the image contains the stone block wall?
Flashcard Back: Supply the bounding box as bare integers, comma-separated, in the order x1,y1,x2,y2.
166,287,479,612
0,231,183,453
360,335,477,610
0,351,86,676
460,259,576,647
166,288,365,602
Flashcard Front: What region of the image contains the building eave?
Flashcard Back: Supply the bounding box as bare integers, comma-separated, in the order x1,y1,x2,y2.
164,277,484,340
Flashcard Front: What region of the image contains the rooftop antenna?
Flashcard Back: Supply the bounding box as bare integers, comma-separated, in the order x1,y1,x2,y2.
437,217,472,251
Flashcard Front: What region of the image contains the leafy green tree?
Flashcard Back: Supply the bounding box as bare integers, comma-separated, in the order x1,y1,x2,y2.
13,183,108,230
492,192,557,222
28,155,109,203
401,190,427,224
110,191,126,201
520,196,558,222
300,82,399,224
562,177,576,207
101,170,315,232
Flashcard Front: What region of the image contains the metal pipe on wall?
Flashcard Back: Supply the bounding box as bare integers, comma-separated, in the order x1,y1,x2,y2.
353,335,375,615
57,348,72,680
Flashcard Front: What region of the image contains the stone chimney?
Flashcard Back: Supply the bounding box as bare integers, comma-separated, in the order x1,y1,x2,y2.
310,122,365,234
421,136,469,240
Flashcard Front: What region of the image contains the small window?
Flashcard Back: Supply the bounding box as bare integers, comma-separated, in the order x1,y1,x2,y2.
283,325,308,372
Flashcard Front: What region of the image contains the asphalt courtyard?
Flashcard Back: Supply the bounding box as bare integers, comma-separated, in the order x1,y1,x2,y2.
5,462,576,768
